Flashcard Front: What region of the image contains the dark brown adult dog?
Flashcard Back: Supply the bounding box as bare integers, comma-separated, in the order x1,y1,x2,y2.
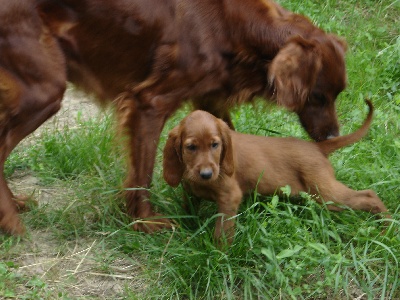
1,0,347,234
163,101,389,243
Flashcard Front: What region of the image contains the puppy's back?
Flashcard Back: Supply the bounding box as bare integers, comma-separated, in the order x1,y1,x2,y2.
231,132,327,194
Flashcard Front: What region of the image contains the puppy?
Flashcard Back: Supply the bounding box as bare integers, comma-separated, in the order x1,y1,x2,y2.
163,100,389,242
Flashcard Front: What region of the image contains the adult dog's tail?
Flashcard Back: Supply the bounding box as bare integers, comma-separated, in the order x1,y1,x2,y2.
317,99,373,156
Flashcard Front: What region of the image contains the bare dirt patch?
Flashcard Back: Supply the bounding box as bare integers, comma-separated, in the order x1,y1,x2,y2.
11,231,147,299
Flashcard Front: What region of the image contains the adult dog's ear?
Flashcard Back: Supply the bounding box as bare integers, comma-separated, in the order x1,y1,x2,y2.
163,126,184,187
0,68,21,119
269,36,322,111
36,0,78,52
218,119,234,177
329,34,347,54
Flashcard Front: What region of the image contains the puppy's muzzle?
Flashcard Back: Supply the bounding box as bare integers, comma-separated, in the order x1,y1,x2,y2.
200,168,213,180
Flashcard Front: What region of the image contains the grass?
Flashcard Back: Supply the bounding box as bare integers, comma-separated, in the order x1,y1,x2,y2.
1,0,400,299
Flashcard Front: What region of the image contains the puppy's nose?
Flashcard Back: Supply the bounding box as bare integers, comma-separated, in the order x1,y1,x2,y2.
200,168,213,180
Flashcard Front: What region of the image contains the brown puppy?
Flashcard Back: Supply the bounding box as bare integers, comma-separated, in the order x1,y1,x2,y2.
1,0,347,234
163,101,389,242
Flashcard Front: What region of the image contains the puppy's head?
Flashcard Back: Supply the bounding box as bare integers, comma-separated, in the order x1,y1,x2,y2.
163,110,234,187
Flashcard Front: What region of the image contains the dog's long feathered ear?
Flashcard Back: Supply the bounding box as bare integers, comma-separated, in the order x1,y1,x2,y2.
218,119,234,177
36,0,78,52
163,126,184,187
0,68,21,116
269,36,322,111
329,34,348,54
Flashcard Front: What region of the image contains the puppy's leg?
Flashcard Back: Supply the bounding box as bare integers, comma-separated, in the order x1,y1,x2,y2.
214,181,243,245
180,182,199,214
183,195,202,215
316,180,390,220
343,189,389,216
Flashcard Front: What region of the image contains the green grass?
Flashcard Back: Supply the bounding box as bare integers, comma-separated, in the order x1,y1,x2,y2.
1,0,400,299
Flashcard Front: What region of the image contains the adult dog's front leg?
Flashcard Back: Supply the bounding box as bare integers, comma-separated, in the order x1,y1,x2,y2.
116,92,182,233
0,83,65,235
0,162,24,235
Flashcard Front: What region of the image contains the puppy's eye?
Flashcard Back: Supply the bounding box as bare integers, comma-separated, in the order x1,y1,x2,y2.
186,144,196,151
211,142,219,149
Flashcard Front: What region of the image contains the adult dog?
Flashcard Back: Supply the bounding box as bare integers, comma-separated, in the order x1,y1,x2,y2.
163,101,389,243
0,0,347,234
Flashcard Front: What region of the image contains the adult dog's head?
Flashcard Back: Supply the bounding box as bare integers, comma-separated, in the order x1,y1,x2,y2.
269,34,347,141
163,110,234,187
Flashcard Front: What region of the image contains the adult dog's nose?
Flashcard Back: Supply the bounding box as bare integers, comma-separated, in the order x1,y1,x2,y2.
200,168,213,180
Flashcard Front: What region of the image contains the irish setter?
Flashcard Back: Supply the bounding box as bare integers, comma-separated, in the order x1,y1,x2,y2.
1,0,347,234
163,101,389,243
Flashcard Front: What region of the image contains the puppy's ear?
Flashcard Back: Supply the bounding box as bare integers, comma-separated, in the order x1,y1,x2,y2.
218,119,235,177
269,36,322,111
163,126,184,187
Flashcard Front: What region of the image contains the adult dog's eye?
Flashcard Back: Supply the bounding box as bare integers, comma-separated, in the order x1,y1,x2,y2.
312,92,326,103
186,144,196,151
211,142,219,149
